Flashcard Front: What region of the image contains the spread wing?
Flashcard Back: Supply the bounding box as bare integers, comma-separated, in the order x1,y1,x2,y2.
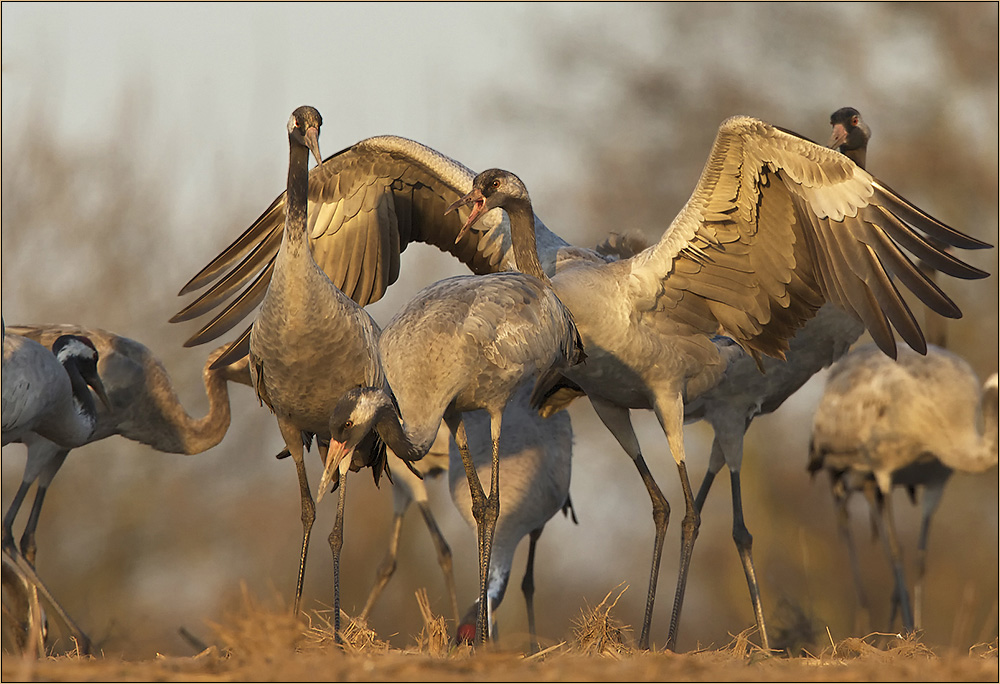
631,115,990,361
172,135,567,354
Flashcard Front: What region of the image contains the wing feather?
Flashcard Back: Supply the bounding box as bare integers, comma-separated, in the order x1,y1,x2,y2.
174,136,568,349
629,115,988,361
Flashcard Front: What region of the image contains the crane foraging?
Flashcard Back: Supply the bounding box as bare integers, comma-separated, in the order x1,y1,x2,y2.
322,170,583,644
809,344,998,632
359,379,574,654
173,113,990,651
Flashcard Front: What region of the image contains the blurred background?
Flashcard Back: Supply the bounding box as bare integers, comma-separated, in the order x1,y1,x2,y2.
2,2,996,658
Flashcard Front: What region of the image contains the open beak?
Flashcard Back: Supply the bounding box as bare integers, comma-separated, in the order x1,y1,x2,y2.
828,122,849,149
445,188,488,244
304,126,322,166
83,368,113,412
316,439,350,503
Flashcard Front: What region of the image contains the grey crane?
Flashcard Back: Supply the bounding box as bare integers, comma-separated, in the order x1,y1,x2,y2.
172,116,989,651
449,378,574,653
2,323,249,568
322,171,583,644
808,344,998,632
358,378,574,653
3,333,111,450
679,107,873,650
828,106,870,169
240,105,409,636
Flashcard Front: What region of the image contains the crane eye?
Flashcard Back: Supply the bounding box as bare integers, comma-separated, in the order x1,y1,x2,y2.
491,179,501,189
344,420,353,429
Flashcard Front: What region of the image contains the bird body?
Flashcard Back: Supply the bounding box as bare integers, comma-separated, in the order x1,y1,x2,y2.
379,272,579,455
448,379,574,648
327,169,583,644
2,324,248,573
809,343,998,632
3,333,110,449
5,324,249,454
175,112,989,651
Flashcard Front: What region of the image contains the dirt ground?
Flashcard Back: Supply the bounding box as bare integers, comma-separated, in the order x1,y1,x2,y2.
3,589,997,682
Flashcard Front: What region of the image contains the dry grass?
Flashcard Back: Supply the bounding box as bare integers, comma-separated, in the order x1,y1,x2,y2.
570,583,634,657
2,585,998,682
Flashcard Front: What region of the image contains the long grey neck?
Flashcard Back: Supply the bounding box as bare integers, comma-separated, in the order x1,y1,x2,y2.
372,394,426,462
506,200,550,285
283,136,311,257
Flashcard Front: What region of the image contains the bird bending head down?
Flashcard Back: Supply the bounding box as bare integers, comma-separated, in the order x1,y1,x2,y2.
52,335,113,411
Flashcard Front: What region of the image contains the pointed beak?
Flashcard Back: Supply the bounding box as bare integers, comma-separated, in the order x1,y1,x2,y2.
828,122,849,149
316,439,350,503
304,126,322,166
82,367,112,412
445,188,487,244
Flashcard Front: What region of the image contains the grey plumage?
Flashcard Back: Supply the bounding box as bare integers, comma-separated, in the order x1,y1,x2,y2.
327,169,583,644
526,115,988,651
808,344,998,632
3,333,110,450
360,378,574,653
680,109,873,650
245,106,391,630
3,324,248,567
175,113,989,651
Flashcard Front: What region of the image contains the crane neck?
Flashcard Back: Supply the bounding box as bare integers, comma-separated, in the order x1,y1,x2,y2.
372,394,427,462
283,135,311,255
62,359,99,436
506,199,550,285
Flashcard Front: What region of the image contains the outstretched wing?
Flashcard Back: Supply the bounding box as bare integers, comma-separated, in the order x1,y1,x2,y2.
631,115,989,361
172,135,567,350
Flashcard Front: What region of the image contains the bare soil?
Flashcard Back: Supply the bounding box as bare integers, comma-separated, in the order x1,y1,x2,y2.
4,589,997,682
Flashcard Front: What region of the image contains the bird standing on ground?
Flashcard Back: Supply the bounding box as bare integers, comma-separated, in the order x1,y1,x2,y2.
3,323,249,568
243,106,409,637
809,344,998,633
324,170,583,643
448,378,574,653
173,113,989,651
681,107,873,649
360,378,574,654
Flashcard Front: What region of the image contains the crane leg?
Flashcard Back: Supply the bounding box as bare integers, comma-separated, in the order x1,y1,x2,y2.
657,395,700,653
729,469,769,650
589,397,669,651
327,457,350,644
913,480,945,630
359,510,406,622
521,526,543,654
447,413,500,645
279,421,315,618
2,482,32,554
866,484,914,632
3,547,91,655
417,501,460,624
831,479,872,633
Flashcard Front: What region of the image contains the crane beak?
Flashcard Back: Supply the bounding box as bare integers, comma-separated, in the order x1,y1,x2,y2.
304,126,322,166
316,439,350,503
82,367,113,412
446,188,487,244
828,122,849,149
